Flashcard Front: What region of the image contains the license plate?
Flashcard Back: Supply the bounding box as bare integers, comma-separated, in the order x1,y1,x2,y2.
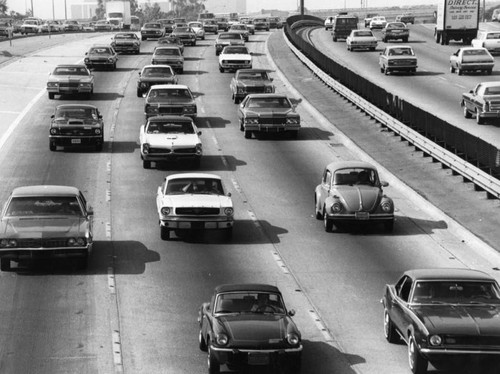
355,211,369,220
248,353,269,365
71,139,81,144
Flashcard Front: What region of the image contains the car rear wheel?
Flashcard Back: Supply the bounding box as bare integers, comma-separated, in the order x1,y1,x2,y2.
384,308,399,343
137,89,142,97
207,344,220,374
408,335,428,374
384,66,389,75
463,105,472,119
219,66,224,73
50,141,57,151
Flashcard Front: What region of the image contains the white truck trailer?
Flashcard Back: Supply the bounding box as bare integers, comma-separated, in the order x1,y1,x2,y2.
106,0,132,30
435,0,480,45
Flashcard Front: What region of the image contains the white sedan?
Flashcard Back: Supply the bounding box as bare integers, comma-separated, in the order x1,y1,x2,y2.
188,21,205,40
219,45,252,72
156,173,234,240
369,16,387,29
139,115,202,169
346,29,378,51
471,30,500,55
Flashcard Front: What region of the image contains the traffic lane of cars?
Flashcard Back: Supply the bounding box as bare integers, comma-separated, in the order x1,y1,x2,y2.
0,34,151,373
313,23,500,147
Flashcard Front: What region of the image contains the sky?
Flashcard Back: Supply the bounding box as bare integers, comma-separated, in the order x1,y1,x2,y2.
4,0,437,19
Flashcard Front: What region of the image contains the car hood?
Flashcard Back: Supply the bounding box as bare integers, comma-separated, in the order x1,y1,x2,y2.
48,75,92,83
143,133,199,147
140,76,176,84
332,185,382,211
161,194,231,208
217,314,290,343
220,53,251,61
413,304,500,335
243,108,296,116
0,217,88,238
237,78,273,87
52,118,99,126
152,55,183,61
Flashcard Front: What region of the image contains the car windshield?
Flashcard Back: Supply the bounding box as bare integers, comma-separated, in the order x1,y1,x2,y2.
54,107,98,121
219,33,241,39
146,121,194,134
223,46,248,54
354,31,373,37
388,23,406,29
487,33,500,39
145,23,161,29
215,292,286,314
148,88,192,101
166,178,224,195
115,34,136,39
53,66,89,76
89,47,112,55
387,47,414,56
246,97,291,109
333,167,377,186
463,49,489,56
238,71,269,80
231,25,246,30
154,48,180,56
142,67,173,77
5,196,83,217
484,86,500,95
190,23,202,28
411,281,500,304
174,27,190,32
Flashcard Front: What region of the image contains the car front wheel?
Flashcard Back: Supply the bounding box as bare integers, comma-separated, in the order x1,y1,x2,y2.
463,105,472,119
323,206,333,232
384,308,399,343
408,335,428,374
160,226,170,240
199,329,207,351
449,65,455,73
208,344,220,374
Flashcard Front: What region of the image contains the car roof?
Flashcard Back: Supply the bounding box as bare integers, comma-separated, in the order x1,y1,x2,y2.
386,45,412,49
236,68,269,74
149,84,189,89
166,173,222,181
142,64,173,70
476,81,500,88
215,283,282,294
11,185,80,197
55,104,98,109
246,93,288,99
55,64,87,68
148,115,192,122
326,161,376,171
404,268,496,282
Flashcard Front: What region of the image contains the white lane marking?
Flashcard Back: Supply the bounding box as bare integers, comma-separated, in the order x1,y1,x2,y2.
106,189,111,202
309,309,335,342
271,251,290,274
0,88,45,152
105,222,112,239
112,330,123,372
0,111,21,115
107,266,116,294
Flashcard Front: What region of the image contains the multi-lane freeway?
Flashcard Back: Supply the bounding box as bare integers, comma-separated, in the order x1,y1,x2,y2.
0,26,499,374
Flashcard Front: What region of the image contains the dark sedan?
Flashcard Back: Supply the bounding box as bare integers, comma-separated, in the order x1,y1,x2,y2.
136,64,178,97
198,284,302,374
111,32,141,54
230,69,275,103
170,26,197,46
141,22,164,40
382,268,500,374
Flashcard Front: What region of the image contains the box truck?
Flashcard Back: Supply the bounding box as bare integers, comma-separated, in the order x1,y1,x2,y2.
434,0,480,45
106,0,131,30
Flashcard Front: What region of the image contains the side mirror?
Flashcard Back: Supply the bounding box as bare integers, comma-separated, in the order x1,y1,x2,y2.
381,181,389,187
87,204,94,215
288,309,296,316
157,186,162,195
50,114,55,118
85,52,88,55
227,192,232,197
197,131,202,135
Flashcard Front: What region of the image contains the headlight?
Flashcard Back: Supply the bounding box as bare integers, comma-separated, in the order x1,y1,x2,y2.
108,58,114,63
146,105,159,114
237,87,245,94
161,207,171,216
67,237,87,246
484,102,490,111
47,82,59,88
79,82,91,88
195,143,202,154
216,333,228,346
286,118,300,125
265,86,273,93
50,128,59,135
287,333,300,346
183,105,196,114
429,335,442,346
84,58,90,63
224,207,234,216
94,128,101,135
331,201,343,213
380,198,393,213
0,239,17,248
142,143,150,154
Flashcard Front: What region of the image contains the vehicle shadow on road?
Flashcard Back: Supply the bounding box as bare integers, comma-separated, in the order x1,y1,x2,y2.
14,240,160,275
91,92,125,100
153,155,247,172
299,340,364,374
182,70,209,75
109,141,139,153
252,127,334,141
196,116,232,128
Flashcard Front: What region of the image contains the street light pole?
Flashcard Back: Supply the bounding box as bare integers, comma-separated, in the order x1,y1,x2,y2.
31,0,34,16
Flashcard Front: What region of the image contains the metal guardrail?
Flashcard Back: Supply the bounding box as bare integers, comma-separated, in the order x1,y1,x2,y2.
283,25,500,200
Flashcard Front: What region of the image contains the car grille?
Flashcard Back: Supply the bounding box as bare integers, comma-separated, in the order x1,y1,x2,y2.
176,207,220,215
489,101,500,111
159,107,184,115
391,59,415,66
59,82,80,89
443,335,500,348
245,87,266,93
58,128,95,136
148,147,197,154
223,60,248,64
259,116,287,125
16,238,79,248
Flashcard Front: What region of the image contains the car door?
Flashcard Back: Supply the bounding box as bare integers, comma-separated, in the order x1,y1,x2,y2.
450,50,460,69
389,275,413,341
379,48,388,69
318,168,333,207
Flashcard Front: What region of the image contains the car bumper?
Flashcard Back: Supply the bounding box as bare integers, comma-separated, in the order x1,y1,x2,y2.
113,45,140,52
47,87,93,94
141,152,201,162
458,63,494,71
478,111,500,119
384,33,409,39
420,347,500,358
0,246,91,260
85,61,115,68
326,212,394,222
220,62,252,70
160,218,233,230
385,65,417,72
211,345,302,366
50,135,103,146
350,43,378,49
244,124,300,132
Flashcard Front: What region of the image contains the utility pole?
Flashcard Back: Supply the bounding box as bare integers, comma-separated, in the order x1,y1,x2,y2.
31,0,34,16
65,0,68,20
300,0,304,15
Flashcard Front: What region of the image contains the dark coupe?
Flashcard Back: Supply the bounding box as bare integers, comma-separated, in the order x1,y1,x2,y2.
111,32,141,54
49,104,104,151
382,268,500,374
198,284,302,374
230,69,275,103
170,26,197,46
136,64,178,97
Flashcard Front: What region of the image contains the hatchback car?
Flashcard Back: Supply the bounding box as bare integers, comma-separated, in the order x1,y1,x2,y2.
314,161,394,232
381,22,409,42
0,185,94,271
188,21,205,40
450,47,494,75
379,45,417,75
